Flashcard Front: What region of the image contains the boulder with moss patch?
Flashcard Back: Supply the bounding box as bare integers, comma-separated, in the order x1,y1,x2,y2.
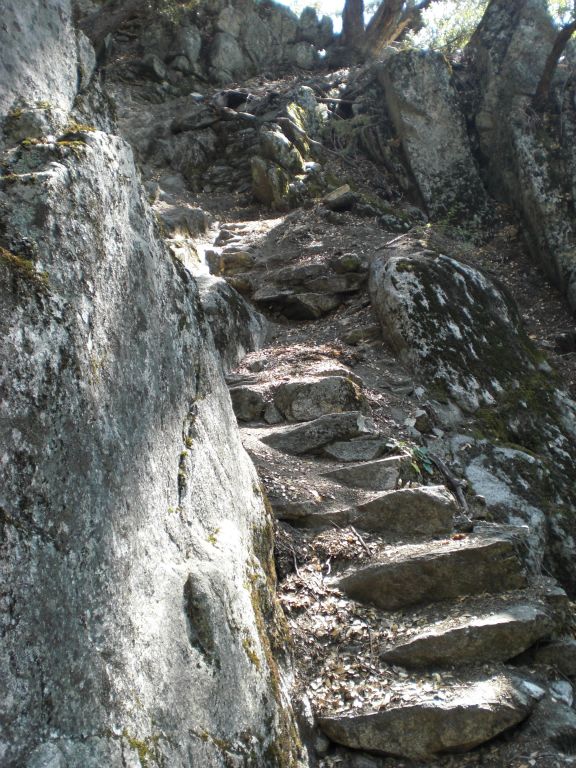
251,156,292,210
370,247,545,413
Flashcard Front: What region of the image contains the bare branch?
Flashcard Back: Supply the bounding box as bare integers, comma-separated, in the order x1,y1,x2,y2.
361,0,443,58
533,15,576,109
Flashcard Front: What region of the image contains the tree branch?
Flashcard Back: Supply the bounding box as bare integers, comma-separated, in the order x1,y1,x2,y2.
361,0,443,57
533,15,576,110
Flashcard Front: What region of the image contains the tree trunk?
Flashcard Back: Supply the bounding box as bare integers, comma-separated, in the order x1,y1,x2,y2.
533,16,576,109
342,0,366,50
79,0,148,48
360,0,439,59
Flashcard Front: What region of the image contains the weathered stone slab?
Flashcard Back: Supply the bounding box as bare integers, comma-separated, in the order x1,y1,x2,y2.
323,456,405,491
263,264,325,287
273,376,366,422
324,184,356,211
335,534,526,610
318,675,535,759
262,412,376,455
532,638,576,677
369,249,542,413
220,251,255,275
197,275,268,372
376,49,490,222
323,438,391,462
382,602,559,668
295,485,455,535
306,274,365,293
229,385,266,421
270,499,321,522
283,292,341,320
254,287,341,319
155,200,211,238
352,485,456,536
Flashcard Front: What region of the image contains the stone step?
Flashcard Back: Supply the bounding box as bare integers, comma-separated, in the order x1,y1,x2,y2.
231,376,368,424
294,485,456,538
261,411,377,455
334,529,526,610
323,455,408,491
317,673,539,760
323,437,393,462
353,485,456,536
381,592,566,668
272,376,367,422
221,223,250,233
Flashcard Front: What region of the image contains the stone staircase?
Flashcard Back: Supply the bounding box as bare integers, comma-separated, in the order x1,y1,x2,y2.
195,203,576,765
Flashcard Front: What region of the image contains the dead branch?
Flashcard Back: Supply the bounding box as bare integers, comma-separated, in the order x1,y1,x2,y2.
534,16,576,110
428,453,469,513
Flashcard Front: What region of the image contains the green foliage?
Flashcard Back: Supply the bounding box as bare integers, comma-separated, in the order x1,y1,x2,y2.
64,120,96,134
399,0,571,53
280,0,323,14
154,0,200,22
284,0,573,46
0,246,49,291
408,0,489,54
548,0,575,24
411,446,435,477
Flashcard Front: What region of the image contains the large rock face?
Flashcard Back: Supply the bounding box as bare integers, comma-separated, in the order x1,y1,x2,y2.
452,435,576,594
464,0,576,310
0,3,304,766
376,49,489,222
464,0,556,179
503,97,576,312
0,0,80,120
89,0,333,94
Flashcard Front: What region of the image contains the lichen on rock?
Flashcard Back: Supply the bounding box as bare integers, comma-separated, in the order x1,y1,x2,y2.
369,246,542,412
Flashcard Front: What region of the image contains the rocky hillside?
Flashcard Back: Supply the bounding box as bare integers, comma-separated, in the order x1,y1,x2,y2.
1,1,575,767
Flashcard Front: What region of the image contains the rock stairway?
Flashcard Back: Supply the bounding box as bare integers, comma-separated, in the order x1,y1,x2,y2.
200,204,575,766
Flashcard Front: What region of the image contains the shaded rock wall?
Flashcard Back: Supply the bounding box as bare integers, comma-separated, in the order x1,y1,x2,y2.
463,0,576,312
90,0,333,98
375,49,490,223
341,0,575,310
505,95,576,312
464,0,557,184
0,2,304,766
0,0,95,148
